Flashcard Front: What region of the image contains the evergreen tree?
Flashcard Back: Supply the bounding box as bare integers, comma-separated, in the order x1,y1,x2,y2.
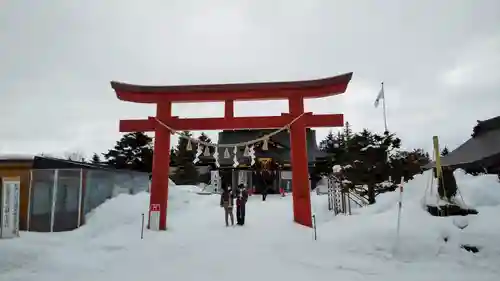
341,129,400,204
198,132,214,154
319,130,336,152
343,121,353,142
390,149,430,183
198,132,212,143
91,153,101,164
197,132,213,183
170,148,177,166
317,123,430,204
316,130,339,176
103,132,154,173
171,131,199,185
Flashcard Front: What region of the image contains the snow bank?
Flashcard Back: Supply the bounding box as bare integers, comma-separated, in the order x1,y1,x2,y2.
78,182,209,240
454,170,500,207
313,170,500,262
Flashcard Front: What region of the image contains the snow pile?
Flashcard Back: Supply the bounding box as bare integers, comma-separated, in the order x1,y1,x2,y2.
318,170,500,258
315,176,329,194
295,170,499,281
454,170,500,207
173,184,204,194
79,182,208,240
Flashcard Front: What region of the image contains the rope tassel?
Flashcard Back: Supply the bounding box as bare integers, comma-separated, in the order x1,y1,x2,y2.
186,139,193,151
193,143,203,164
232,146,239,168
213,149,220,168
203,145,211,156
262,138,269,151
243,145,250,157
249,146,256,166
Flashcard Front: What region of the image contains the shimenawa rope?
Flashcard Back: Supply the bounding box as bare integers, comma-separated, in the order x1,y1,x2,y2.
154,112,307,148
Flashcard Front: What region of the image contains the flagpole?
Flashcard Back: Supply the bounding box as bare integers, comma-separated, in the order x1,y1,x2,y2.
381,82,388,132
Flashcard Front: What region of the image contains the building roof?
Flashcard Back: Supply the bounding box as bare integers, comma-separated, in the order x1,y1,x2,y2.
423,115,500,172
472,115,500,137
31,156,108,170
0,154,36,162
205,129,329,166
0,154,147,175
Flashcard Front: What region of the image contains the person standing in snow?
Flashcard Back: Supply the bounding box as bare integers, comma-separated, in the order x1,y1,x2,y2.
220,184,235,227
260,170,272,201
235,184,249,225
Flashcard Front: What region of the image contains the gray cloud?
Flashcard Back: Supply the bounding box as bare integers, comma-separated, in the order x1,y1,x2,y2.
1,0,499,158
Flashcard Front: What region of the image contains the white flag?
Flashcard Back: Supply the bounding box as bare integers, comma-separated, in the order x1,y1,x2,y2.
374,85,384,108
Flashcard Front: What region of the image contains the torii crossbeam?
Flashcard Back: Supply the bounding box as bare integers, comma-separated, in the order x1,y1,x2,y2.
111,72,352,230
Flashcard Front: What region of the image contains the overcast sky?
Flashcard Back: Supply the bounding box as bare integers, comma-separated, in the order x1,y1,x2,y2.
1,0,499,158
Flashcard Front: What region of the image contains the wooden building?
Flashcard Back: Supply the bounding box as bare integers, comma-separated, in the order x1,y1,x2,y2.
201,128,329,193
0,155,149,233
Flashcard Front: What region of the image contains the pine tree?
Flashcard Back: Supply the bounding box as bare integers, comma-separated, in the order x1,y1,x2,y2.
103,132,154,173
91,153,101,164
171,131,199,185
319,131,335,152
198,132,212,143
170,148,177,166
343,122,353,142
390,149,430,183
317,123,429,204
197,132,213,183
198,132,214,153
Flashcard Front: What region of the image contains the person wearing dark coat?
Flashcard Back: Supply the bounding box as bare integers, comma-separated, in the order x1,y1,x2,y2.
235,184,249,225
260,170,273,201
220,185,235,227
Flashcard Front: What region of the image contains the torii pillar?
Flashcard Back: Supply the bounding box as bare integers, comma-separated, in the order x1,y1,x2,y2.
111,72,352,230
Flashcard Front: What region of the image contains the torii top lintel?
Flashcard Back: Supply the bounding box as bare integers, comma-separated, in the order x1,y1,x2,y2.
111,72,352,103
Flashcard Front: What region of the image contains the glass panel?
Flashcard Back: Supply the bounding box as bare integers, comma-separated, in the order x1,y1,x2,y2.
53,169,81,232
128,172,149,194
83,170,114,216
80,169,150,224
29,169,55,232
113,172,134,195
116,171,150,195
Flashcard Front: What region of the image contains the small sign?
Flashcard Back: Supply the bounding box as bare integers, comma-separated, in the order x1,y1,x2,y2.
1,177,20,239
149,204,161,231
281,171,292,180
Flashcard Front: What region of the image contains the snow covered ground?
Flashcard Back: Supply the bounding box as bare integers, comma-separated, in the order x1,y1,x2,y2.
1,171,500,281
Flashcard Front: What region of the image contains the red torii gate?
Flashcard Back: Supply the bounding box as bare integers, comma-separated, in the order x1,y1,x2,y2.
111,72,352,230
